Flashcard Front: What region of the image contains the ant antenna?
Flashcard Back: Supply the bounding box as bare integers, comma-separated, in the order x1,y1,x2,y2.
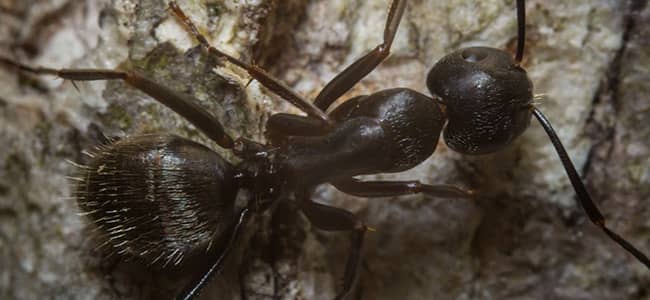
532,107,650,268
515,0,526,63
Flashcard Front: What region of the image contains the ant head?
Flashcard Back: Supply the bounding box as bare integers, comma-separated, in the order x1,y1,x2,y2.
426,46,533,155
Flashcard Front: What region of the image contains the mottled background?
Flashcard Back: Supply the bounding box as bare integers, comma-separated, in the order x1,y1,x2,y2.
0,0,648,299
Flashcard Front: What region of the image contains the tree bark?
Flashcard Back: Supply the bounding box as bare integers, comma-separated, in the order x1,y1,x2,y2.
0,0,648,299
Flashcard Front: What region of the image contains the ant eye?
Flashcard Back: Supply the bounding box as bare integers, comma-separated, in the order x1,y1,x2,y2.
461,48,488,63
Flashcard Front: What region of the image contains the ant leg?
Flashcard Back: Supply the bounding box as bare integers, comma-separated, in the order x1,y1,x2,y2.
178,208,252,300
0,56,235,148
532,107,650,269
332,178,473,199
266,94,369,143
168,1,330,125
267,114,330,137
313,0,408,111
266,113,331,145
300,200,366,300
238,263,249,300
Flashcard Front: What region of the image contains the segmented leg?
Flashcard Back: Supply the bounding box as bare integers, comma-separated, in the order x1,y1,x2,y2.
332,178,473,199
300,199,367,300
168,1,330,125
0,56,234,148
265,113,332,145
178,208,252,300
314,0,408,111
238,263,249,300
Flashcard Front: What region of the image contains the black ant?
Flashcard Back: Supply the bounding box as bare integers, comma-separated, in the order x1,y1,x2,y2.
0,1,648,299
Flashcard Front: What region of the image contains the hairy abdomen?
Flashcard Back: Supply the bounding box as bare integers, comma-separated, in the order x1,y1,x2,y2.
74,134,237,267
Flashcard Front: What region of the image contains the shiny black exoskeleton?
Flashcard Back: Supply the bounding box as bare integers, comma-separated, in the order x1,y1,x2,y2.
77,135,239,266
428,47,533,154
1,1,647,300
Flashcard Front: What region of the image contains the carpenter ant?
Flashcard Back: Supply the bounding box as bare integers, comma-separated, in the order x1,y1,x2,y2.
0,0,648,300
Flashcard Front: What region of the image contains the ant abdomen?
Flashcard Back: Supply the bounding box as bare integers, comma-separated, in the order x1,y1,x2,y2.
427,47,533,154
75,134,238,267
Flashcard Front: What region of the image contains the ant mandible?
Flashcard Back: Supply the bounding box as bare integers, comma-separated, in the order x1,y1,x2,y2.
0,0,648,300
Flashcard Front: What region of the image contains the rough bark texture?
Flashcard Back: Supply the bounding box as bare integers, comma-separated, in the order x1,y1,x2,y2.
0,0,649,299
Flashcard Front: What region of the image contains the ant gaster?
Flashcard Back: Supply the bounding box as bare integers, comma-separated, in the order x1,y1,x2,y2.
1,1,648,299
